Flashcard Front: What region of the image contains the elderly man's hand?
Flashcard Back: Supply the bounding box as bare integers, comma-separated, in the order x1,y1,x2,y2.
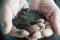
40,0,60,35
27,19,53,40
30,0,60,40
1,0,29,37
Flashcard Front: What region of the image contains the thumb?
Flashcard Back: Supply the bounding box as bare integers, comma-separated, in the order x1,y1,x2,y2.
40,0,57,20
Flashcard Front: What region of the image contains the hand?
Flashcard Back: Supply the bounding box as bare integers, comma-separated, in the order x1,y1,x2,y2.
27,19,53,40
30,0,60,40
1,0,29,37
39,0,60,35
30,0,60,36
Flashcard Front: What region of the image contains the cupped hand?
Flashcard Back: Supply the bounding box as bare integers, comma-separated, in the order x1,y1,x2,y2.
31,0,60,35
27,19,53,40
39,0,60,35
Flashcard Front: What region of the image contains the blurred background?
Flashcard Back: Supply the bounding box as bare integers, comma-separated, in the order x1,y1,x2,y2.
0,0,60,40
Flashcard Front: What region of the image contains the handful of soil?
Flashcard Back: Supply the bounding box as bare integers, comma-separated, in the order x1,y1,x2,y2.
12,8,46,30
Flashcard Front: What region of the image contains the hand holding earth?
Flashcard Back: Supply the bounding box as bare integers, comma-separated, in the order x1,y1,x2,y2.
27,19,53,40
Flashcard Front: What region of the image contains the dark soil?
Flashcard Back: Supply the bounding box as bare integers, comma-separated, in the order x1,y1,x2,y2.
12,8,46,30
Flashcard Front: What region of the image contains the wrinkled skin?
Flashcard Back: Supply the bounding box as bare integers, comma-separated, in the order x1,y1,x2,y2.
1,0,29,34
1,0,30,39
1,0,60,40
30,0,60,35
29,0,60,40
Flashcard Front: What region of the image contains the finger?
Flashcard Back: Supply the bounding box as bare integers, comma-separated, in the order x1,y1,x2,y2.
45,21,51,28
31,31,44,39
36,19,45,23
36,19,45,30
18,30,30,38
37,23,45,31
27,34,37,40
41,21,53,37
50,8,60,35
9,27,30,38
27,24,40,33
41,26,53,37
28,38,37,40
40,0,57,20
